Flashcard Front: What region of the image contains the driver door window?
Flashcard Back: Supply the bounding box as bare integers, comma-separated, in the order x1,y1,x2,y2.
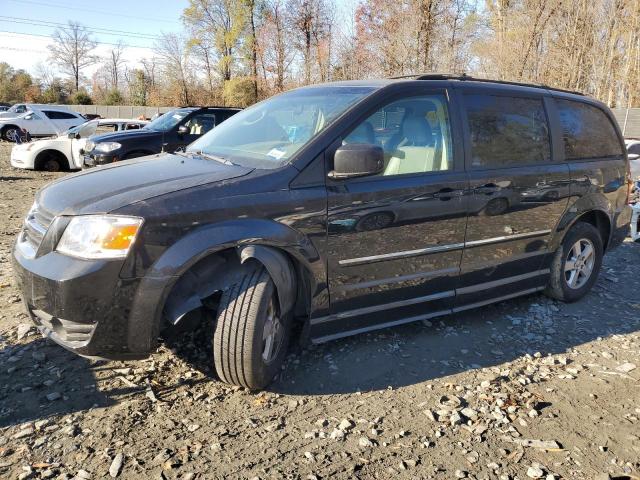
342,94,453,176
184,114,216,136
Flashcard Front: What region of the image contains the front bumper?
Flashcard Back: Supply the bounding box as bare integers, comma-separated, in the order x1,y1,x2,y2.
12,243,163,359
83,152,119,168
10,148,33,169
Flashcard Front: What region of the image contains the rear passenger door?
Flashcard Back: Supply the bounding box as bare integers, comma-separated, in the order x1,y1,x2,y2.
317,89,469,341
456,91,570,309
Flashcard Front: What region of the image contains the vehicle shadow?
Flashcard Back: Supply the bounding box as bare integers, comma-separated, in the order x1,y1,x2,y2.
0,337,137,428
270,244,640,395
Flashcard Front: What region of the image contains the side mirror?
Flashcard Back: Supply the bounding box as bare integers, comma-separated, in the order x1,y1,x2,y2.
177,125,189,135
628,153,640,161
329,143,384,179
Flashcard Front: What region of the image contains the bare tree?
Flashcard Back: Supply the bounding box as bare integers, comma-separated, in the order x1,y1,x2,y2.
154,33,194,105
48,21,98,91
106,41,127,90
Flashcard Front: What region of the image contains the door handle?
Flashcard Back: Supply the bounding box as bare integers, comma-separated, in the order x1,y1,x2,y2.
474,183,500,195
433,188,463,200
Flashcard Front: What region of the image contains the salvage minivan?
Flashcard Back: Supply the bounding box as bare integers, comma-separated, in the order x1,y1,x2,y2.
13,75,632,389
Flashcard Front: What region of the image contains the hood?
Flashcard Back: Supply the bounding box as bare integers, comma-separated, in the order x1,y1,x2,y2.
90,128,163,144
37,153,253,215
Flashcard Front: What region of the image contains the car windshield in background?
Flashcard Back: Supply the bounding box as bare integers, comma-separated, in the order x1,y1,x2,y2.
187,86,376,169
144,109,190,132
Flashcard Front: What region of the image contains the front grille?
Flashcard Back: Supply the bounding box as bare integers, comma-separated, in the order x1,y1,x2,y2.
20,203,54,255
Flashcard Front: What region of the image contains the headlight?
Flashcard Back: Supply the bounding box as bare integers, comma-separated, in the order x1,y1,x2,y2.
56,215,143,259
94,142,121,153
85,140,95,152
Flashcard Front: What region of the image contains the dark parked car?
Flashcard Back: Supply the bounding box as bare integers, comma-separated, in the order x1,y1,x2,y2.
13,75,632,389
82,106,240,167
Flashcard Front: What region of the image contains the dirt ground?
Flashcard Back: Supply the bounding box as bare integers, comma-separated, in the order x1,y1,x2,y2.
0,141,638,480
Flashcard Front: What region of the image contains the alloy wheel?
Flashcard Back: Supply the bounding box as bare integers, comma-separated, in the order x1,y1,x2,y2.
261,298,284,363
564,238,595,289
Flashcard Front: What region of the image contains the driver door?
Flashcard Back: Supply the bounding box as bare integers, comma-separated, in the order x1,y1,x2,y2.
317,89,469,340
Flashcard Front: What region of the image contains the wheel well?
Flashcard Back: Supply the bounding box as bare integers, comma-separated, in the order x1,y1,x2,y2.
1,124,19,136
34,149,69,171
575,210,611,250
162,246,313,331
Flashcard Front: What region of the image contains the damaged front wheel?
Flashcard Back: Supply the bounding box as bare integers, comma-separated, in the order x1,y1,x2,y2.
212,265,291,390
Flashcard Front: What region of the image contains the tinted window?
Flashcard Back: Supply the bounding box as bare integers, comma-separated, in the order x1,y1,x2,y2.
44,110,77,120
342,94,453,176
465,95,550,168
556,99,623,160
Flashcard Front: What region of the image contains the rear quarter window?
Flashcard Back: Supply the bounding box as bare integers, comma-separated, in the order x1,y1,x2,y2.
556,99,623,160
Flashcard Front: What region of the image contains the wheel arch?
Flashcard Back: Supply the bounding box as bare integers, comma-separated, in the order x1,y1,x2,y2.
142,219,322,337
550,205,612,253
34,149,70,171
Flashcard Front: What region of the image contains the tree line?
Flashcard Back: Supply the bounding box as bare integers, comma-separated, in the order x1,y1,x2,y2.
1,0,639,108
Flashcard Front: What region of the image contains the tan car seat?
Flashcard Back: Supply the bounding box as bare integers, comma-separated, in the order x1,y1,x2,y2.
384,115,436,175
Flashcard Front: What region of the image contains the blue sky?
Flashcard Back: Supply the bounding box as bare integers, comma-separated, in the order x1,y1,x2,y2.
0,0,356,76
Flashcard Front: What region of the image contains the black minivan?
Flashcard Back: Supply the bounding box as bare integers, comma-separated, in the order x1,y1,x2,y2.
13,75,631,389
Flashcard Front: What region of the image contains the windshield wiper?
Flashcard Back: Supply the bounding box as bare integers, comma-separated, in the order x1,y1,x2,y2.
187,150,235,165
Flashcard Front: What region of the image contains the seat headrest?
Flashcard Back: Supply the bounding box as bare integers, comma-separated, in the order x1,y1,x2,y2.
402,115,433,147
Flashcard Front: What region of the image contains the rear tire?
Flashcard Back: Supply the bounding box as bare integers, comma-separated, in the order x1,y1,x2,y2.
213,265,291,390
545,221,603,302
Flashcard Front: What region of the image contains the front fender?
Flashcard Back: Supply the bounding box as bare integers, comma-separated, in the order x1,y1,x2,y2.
145,218,320,279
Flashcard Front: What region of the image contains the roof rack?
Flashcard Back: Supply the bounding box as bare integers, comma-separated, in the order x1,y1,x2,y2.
389,73,584,96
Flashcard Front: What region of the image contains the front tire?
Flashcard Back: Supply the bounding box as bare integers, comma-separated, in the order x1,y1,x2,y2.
213,265,291,389
545,222,603,302
2,125,19,142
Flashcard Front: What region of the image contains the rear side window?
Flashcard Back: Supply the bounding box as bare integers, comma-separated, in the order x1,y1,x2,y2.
556,99,623,160
465,94,550,168
44,110,77,120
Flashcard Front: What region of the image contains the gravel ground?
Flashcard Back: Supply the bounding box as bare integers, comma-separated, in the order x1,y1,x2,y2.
0,141,639,480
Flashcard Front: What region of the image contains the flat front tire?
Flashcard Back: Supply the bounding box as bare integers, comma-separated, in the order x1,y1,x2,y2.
213,265,290,390
545,221,603,302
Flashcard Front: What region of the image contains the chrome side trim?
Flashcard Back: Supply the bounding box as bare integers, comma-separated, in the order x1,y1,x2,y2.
452,287,544,313
311,309,451,344
335,266,459,293
338,229,552,267
464,229,551,248
338,243,464,266
456,269,550,295
310,287,545,343
310,289,455,326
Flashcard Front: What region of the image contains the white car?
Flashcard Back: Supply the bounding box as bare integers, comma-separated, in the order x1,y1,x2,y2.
625,139,640,180
0,105,85,141
10,118,148,171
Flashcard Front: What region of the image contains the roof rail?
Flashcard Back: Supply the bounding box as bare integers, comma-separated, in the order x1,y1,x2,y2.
390,73,584,96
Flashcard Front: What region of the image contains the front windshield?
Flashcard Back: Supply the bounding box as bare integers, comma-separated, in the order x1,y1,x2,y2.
187,86,375,169
144,108,191,132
